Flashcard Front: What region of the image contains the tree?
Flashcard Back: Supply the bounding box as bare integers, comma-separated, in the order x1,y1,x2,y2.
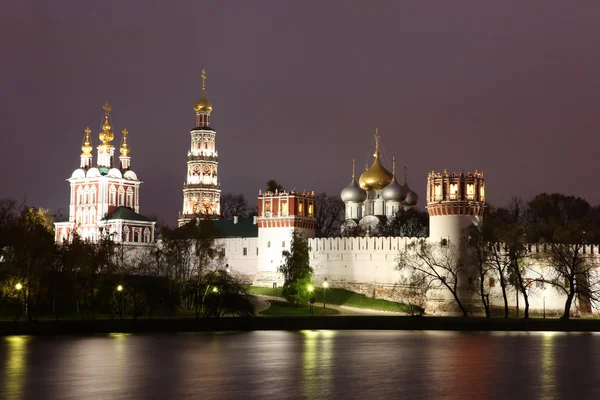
526,193,599,319
378,209,429,237
315,193,344,237
266,180,284,193
279,230,313,306
220,193,250,219
465,224,492,318
483,206,512,318
398,239,469,317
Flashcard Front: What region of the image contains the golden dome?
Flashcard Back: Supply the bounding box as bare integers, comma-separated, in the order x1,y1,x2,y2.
81,127,93,156
194,95,213,113
359,152,393,190
99,102,114,146
194,69,213,113
120,128,130,157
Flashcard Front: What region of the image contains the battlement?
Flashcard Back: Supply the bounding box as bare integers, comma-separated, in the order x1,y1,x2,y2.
427,169,485,205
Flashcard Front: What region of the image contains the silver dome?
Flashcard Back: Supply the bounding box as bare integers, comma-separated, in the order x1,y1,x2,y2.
341,179,367,203
382,178,406,202
404,186,419,207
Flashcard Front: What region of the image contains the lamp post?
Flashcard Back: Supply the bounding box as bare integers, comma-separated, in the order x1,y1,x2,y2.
543,287,548,319
322,278,329,308
308,285,314,316
117,285,124,320
15,282,23,321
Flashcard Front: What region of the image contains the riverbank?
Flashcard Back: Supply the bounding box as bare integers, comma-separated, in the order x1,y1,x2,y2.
3,316,600,336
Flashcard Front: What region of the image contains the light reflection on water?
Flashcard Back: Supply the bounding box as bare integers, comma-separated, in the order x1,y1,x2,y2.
1,331,600,399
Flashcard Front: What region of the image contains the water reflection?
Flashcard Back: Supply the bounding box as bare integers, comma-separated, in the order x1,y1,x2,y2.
540,332,556,400
2,336,29,400
301,330,335,399
1,331,600,399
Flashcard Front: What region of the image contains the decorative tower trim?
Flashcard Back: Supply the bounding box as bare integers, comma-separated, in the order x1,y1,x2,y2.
119,128,131,171
80,127,93,169
97,102,115,169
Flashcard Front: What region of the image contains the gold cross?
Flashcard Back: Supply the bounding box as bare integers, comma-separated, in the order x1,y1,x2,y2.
201,69,207,91
103,102,112,115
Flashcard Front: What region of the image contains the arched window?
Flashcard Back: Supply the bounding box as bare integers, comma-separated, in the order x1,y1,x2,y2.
118,187,125,206
109,186,116,205
126,188,133,207
144,228,150,243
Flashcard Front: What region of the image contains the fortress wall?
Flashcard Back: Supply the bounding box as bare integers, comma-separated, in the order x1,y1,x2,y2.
217,237,259,277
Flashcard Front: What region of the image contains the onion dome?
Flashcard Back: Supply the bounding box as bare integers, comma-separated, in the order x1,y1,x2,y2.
401,164,418,207
120,128,130,157
359,129,393,190
382,156,406,202
341,159,367,202
404,188,418,207
81,127,93,156
98,102,114,146
194,69,213,113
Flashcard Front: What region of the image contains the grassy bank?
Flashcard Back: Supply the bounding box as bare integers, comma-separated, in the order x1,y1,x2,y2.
249,286,414,313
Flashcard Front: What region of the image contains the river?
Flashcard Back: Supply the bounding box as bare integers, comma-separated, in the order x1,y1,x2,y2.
1,330,599,399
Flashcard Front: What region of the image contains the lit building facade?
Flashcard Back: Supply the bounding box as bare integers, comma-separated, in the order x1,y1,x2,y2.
54,103,155,245
178,69,221,226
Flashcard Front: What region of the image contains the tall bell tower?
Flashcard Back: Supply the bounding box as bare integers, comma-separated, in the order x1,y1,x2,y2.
178,69,221,226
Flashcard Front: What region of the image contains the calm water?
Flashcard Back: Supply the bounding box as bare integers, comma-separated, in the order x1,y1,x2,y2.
1,330,599,399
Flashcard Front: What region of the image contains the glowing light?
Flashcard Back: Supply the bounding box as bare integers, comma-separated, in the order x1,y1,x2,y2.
307,285,314,292
15,283,22,291
117,285,123,292
212,286,218,293
323,281,329,288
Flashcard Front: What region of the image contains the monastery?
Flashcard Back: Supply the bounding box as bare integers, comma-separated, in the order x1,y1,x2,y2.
55,71,598,315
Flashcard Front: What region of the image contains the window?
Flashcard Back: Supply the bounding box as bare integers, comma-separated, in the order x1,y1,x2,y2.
449,183,458,200
118,187,125,206
281,200,288,216
434,184,442,201
267,241,271,248
256,247,259,255
536,280,543,288
109,186,116,205
480,185,485,201
441,238,448,247
282,241,285,247
489,277,496,287
298,202,303,215
126,188,133,208
243,247,248,256
467,183,475,200
308,203,313,217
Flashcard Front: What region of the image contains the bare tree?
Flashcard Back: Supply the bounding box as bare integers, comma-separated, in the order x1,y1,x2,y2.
466,225,492,318
397,239,469,317
315,193,344,237
220,193,250,219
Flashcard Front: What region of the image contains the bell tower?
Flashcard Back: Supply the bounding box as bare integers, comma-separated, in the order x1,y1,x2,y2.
178,69,221,226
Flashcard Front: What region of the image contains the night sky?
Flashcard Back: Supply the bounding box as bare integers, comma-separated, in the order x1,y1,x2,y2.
2,1,600,226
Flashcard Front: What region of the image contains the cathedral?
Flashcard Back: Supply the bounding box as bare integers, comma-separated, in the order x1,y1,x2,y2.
54,70,594,315
54,103,155,245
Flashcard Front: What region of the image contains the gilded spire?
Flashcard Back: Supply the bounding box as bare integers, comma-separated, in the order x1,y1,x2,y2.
352,158,356,180
81,127,93,156
374,128,380,156
120,128,130,157
194,69,213,113
99,102,114,147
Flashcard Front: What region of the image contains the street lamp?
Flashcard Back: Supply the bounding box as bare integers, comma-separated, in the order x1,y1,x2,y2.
212,286,218,293
322,278,329,308
117,285,124,320
543,287,548,319
15,283,23,321
308,285,314,316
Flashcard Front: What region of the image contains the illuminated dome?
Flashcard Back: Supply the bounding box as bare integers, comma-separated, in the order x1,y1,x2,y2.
86,167,101,178
359,153,393,191
108,168,123,178
341,179,367,203
194,95,213,113
71,169,85,179
123,170,138,180
194,69,213,113
382,178,405,202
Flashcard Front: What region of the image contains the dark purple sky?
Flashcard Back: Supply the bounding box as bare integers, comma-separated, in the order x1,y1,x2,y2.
2,1,600,226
